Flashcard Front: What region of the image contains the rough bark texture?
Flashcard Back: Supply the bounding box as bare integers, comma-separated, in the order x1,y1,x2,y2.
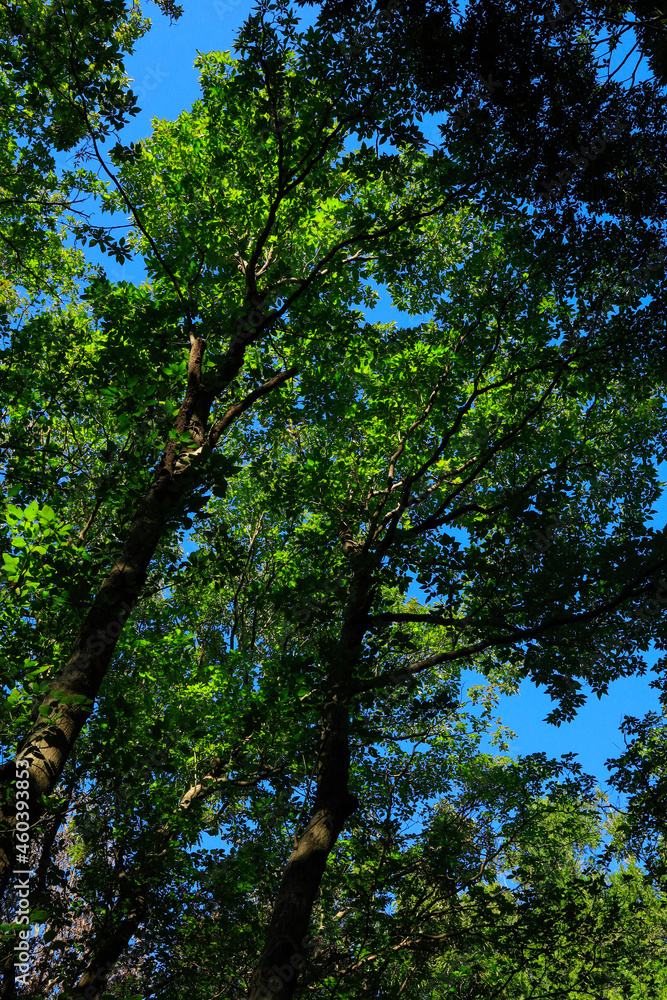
247,708,358,1000
247,554,372,1000
72,888,148,1000
0,333,226,896
0,464,191,895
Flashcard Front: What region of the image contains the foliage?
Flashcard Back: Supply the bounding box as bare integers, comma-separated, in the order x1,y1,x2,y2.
2,2,667,999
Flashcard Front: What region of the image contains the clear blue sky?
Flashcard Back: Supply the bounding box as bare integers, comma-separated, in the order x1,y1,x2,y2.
117,2,663,793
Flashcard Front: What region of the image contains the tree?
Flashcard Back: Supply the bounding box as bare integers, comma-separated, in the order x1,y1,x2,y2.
0,0,183,301
307,0,667,220
2,1,667,997
607,685,667,876
8,455,667,996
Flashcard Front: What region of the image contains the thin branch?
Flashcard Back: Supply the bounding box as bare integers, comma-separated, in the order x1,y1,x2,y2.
208,366,299,447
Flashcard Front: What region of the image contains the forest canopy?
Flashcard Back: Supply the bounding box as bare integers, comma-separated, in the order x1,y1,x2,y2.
2,0,667,997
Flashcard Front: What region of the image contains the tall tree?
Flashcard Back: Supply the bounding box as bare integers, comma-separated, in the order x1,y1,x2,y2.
2,2,667,996
0,3,472,891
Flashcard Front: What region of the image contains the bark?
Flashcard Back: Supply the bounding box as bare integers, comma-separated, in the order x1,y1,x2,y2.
0,767,14,911
70,889,147,1000
0,325,293,899
0,450,196,895
247,551,372,1000
247,706,358,1000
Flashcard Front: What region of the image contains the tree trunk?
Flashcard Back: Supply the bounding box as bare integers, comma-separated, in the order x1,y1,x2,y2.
0,334,297,900
0,480,183,895
0,335,216,897
247,700,358,1000
247,554,372,999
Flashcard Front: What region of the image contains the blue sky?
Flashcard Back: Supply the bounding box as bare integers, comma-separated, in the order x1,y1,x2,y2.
124,0,307,143
114,2,664,792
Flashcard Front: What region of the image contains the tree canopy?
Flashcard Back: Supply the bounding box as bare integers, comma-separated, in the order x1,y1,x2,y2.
2,1,667,998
